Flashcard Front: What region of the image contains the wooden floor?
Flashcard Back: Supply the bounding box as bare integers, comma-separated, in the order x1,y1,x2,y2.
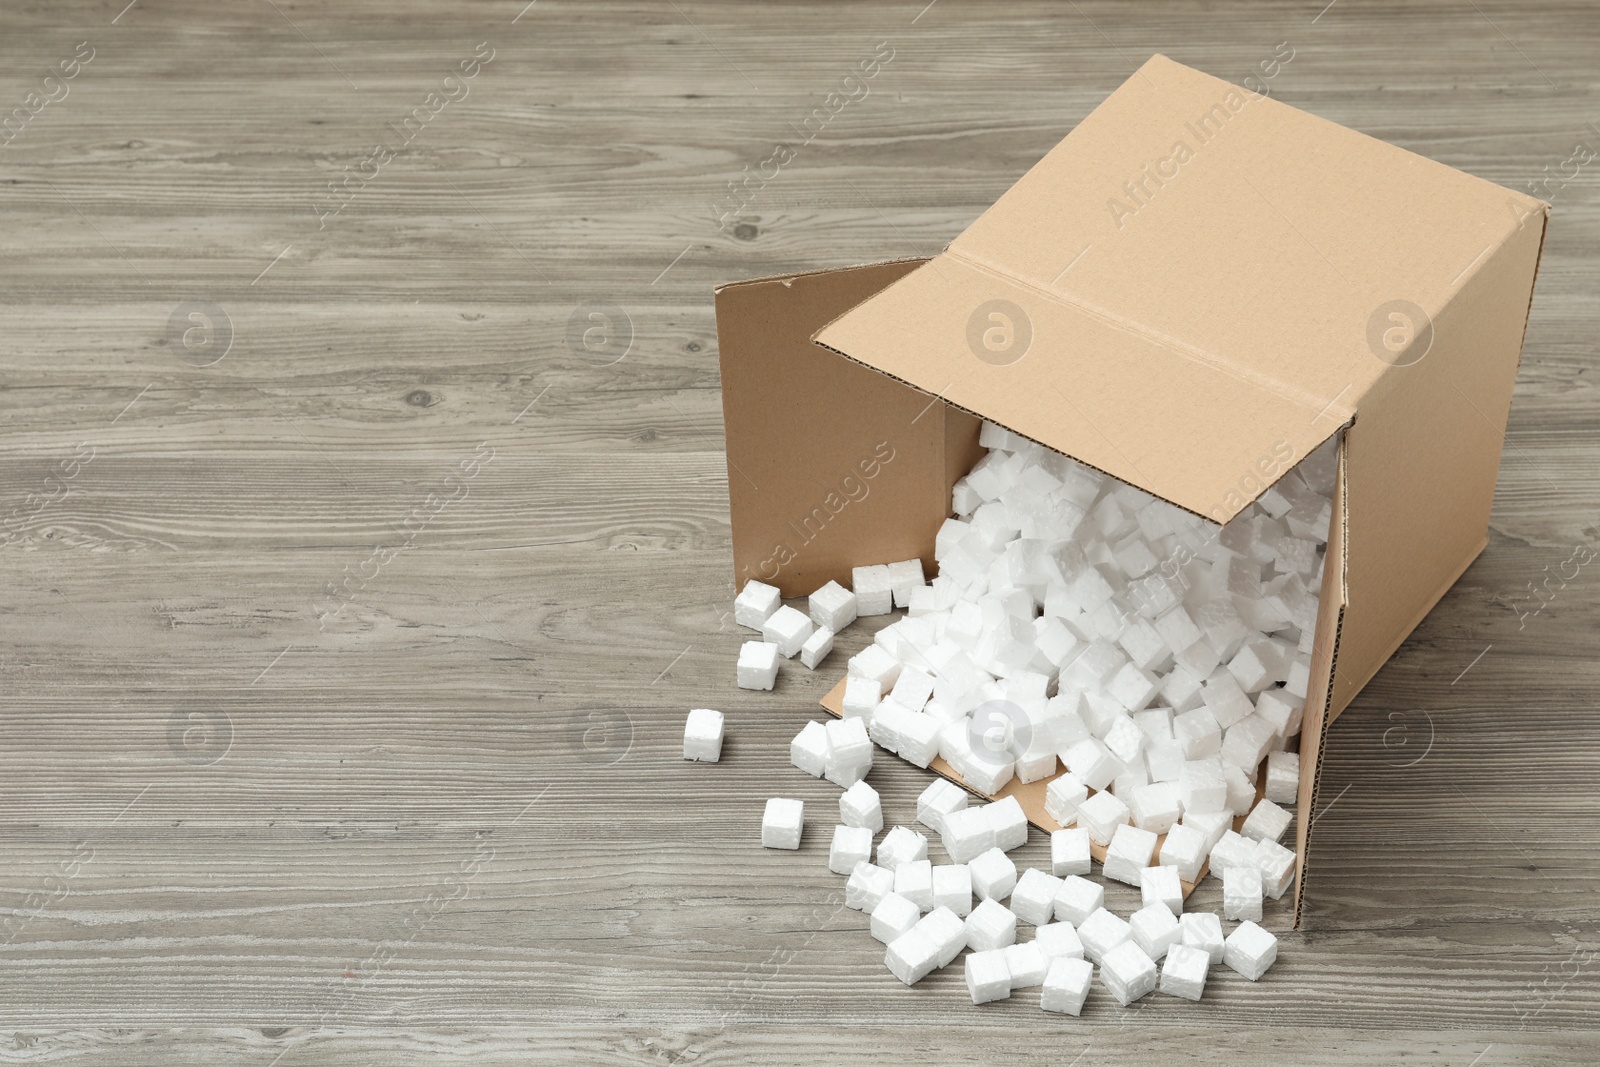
2,0,1598,1062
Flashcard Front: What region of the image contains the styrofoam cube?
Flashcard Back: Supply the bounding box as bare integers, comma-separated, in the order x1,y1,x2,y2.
840,780,883,833
683,708,724,762
840,676,883,721
871,891,921,943
965,948,1012,1004
965,897,1019,951
808,579,858,632
1011,868,1063,926
1223,865,1264,922
828,825,873,875
846,861,895,912
1223,919,1278,981
886,558,925,609
890,666,935,711
917,778,969,835
1077,907,1131,963
1254,838,1297,900
941,806,996,864
1265,750,1300,805
1221,714,1276,773
761,604,814,659
1076,791,1130,847
1003,941,1050,988
969,846,1018,902
852,564,895,617
1210,829,1256,874
894,859,934,910
1223,761,1257,815
1129,900,1182,961
1179,760,1228,814
1256,689,1304,739
1140,864,1184,916
734,579,781,630
877,825,928,870
1158,822,1207,884
959,749,1015,795
1100,940,1158,1005
848,644,901,689
1159,941,1210,1001
1054,874,1104,926
737,641,780,691
1044,773,1089,826
1062,737,1120,791
923,906,969,967
1241,798,1293,844
799,626,835,669
884,928,940,985
1040,956,1095,1015
984,796,1029,852
932,863,973,917
789,721,828,778
1173,706,1222,759
1179,911,1225,964
1033,921,1084,961
1103,715,1146,767
761,798,803,849
1183,809,1233,855
1127,782,1182,834
1145,739,1186,783
1051,827,1091,877
1103,824,1159,886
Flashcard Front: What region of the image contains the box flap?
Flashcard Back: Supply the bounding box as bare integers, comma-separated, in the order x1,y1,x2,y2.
815,53,1544,523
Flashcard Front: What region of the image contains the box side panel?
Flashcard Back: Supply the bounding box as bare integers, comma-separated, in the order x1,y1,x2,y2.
1332,211,1547,711
715,260,956,598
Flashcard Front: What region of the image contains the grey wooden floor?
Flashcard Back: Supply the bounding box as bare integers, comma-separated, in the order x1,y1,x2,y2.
2,1,1598,1063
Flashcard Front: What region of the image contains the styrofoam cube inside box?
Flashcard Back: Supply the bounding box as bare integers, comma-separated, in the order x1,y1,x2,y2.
876,826,928,870
1241,798,1294,843
1159,941,1210,1001
886,558,925,609
1223,866,1264,922
734,579,781,631
1265,750,1301,805
1184,808,1233,855
1174,707,1222,759
1210,830,1257,874
846,861,895,912
1179,760,1228,814
828,825,873,876
1103,824,1159,887
1257,689,1304,740
1011,869,1063,926
1054,874,1104,926
1043,773,1089,827
799,626,835,670
1223,762,1258,815
984,796,1029,852
1077,907,1132,964
1033,921,1085,962
1051,827,1092,877
1157,822,1207,884
1063,738,1120,792
941,806,996,864
789,721,828,778
1179,911,1225,965
808,579,858,632
683,708,724,762
761,798,803,850
917,779,969,835
871,892,921,943
839,780,883,833
1004,942,1050,988
965,897,1019,952
884,928,940,986
852,564,894,617
1076,790,1130,847
1140,864,1184,916
894,859,934,910
736,641,780,691
1129,900,1182,961
1146,740,1186,783
1255,838,1297,900
840,677,882,721
969,846,1017,902
1224,919,1279,981
1221,714,1276,772
1041,956,1095,1016
931,864,973,917
1127,782,1182,834
1100,941,1159,1006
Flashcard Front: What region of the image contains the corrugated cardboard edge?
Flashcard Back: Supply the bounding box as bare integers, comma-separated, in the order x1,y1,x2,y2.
712,256,930,297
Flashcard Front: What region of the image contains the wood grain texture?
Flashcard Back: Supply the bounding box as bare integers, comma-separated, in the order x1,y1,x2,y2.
2,0,1598,1062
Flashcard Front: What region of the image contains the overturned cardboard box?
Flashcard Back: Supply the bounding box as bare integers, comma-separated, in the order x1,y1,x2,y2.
714,55,1548,925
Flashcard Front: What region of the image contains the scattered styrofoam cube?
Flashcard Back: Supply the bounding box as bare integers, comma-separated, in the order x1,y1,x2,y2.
1063,737,1120,792
848,644,901,689
1221,714,1276,772
789,721,828,778
969,846,1018,902
895,859,934,910
761,798,803,850
846,861,895,912
1222,762,1257,816
917,779,969,835
1210,830,1256,875
1102,824,1159,887
1075,791,1130,847
737,641,781,691
1100,941,1159,1005
890,666,936,711
1033,921,1085,961
799,626,835,669
884,927,940,985
828,825,873,875
1255,838,1297,900
1179,911,1225,965
1044,773,1089,826
1011,869,1063,926
1223,919,1279,980
965,948,1012,1004
985,796,1029,852
840,780,883,833
1241,798,1293,844
824,717,874,788
1159,941,1211,1001
841,676,883,721
1040,956,1095,1015
877,826,928,870
1054,874,1104,926
1184,809,1233,855
871,891,921,943
886,558,926,609
1127,782,1182,834
808,579,858,632
1265,750,1301,805
683,708,724,762
1158,822,1207,884
1050,827,1091,877
1179,759,1228,814
1077,907,1131,964
1140,864,1184,916
1129,900,1182,961
852,565,895,617
762,604,814,659
923,906,969,968
1173,707,1222,759
966,897,1019,951
941,806,996,864
1257,689,1304,740
734,579,781,630
1004,941,1050,988
1223,866,1264,922
932,863,973,917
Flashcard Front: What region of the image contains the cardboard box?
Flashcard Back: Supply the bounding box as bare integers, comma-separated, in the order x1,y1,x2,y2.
714,55,1548,925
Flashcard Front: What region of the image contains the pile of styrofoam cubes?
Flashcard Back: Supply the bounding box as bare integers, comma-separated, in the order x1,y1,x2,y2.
696,421,1336,1010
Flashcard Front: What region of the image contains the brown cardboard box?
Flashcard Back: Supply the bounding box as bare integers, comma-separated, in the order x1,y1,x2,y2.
714,55,1548,925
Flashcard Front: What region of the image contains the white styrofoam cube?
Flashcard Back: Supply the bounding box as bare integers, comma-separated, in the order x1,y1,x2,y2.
840,780,883,833
894,859,934,910
789,721,828,778
1265,749,1301,805
1062,737,1120,792
761,798,803,850
1140,864,1184,916
1103,824,1159,887
1223,919,1278,981
931,863,973,917
871,891,921,943
1044,773,1089,826
1107,662,1159,712
1051,827,1092,877
1129,900,1182,962
808,579,858,632
876,825,928,870
734,579,781,630
1241,798,1293,844
1004,941,1050,988
985,796,1029,852
1011,868,1063,926
852,565,895,617
969,846,1018,902
737,641,781,691
923,905,970,968
1103,714,1147,766
1203,672,1255,729
840,676,883,721
848,644,901,689
846,861,895,912
1210,830,1256,874
1223,761,1257,816
683,708,724,762
1077,907,1131,964
884,928,939,985
1054,874,1104,926
823,717,873,787
1100,940,1158,1005
1256,689,1305,739
886,558,926,609
1255,838,1297,900
799,626,835,670
1183,808,1233,856
941,806,996,864
959,749,1015,795
1179,760,1228,814
1040,956,1095,1015
1145,739,1186,783
917,778,969,835
1127,782,1182,834
965,897,1019,952
828,824,873,875
761,604,814,659
1173,706,1222,760
1033,921,1085,961
1221,714,1276,773
1076,790,1130,847
1158,822,1207,884
890,666,935,711
1179,911,1225,965
965,948,1012,1004
1223,865,1264,922
1159,941,1210,1001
